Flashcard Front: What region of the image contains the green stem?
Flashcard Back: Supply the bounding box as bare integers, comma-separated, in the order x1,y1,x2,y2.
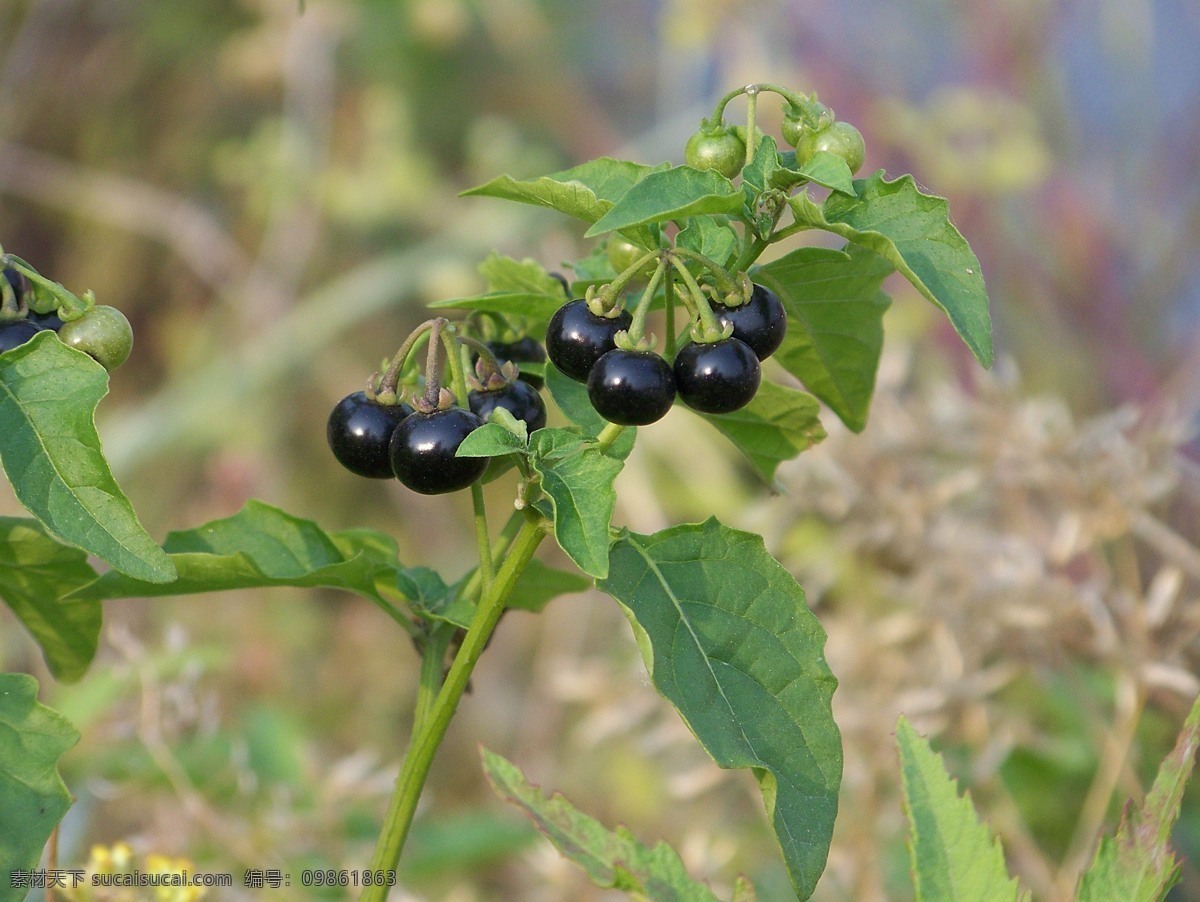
744,87,759,169
670,248,739,294
1,256,90,318
411,624,453,738
710,82,808,125
471,483,494,596
668,255,722,339
624,258,669,347
663,275,677,361
596,422,626,453
732,234,771,273
439,322,471,405
361,515,547,897
378,322,435,399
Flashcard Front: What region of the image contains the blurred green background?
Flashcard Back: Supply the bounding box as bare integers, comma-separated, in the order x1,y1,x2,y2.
3,0,1200,899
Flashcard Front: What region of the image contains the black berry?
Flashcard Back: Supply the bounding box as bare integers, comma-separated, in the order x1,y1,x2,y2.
713,283,787,360
586,349,676,426
327,391,414,479
673,338,761,414
27,310,63,332
0,320,40,353
546,299,632,383
389,407,487,495
469,379,547,434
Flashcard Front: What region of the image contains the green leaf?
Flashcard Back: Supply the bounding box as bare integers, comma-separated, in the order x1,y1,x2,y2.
753,245,893,432
0,518,100,682
0,673,78,896
598,520,842,899
456,422,528,459
67,500,401,605
699,381,826,483
795,151,856,196
462,159,661,247
508,559,591,614
529,429,624,579
586,166,744,238
0,334,176,583
1076,692,1200,901
428,291,565,330
482,747,720,901
676,216,739,270
896,717,1027,902
788,172,993,367
741,134,782,196
478,253,568,298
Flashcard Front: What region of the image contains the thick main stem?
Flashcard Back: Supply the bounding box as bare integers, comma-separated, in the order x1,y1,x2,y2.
362,515,547,897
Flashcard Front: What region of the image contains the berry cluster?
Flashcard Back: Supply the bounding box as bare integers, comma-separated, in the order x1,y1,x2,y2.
545,270,786,426
0,259,134,370
327,320,548,495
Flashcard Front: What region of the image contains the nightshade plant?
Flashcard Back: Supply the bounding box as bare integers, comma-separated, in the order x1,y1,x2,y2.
1,83,1193,901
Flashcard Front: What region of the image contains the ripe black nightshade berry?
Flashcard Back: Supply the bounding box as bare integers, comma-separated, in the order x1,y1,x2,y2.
389,407,487,495
546,299,632,382
0,320,40,353
586,349,676,426
327,391,414,479
468,379,547,434
27,310,64,332
673,338,761,414
713,283,787,360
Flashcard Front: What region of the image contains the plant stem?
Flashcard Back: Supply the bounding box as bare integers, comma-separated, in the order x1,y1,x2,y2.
361,514,547,896
411,624,453,738
663,275,677,361
744,87,759,169
596,422,626,452
471,483,494,596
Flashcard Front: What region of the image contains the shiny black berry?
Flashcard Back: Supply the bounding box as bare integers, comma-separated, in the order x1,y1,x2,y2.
478,337,547,389
469,379,547,434
546,299,633,383
389,407,487,495
586,349,676,426
0,320,40,353
327,391,414,479
714,283,787,360
673,338,761,414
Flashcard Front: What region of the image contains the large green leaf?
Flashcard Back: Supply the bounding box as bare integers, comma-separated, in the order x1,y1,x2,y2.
0,334,175,583
699,381,826,482
1076,692,1200,901
794,151,856,196
529,428,624,579
753,244,893,432
598,520,842,899
676,216,739,270
0,518,100,682
788,172,993,367
586,166,745,238
482,747,721,901
0,673,78,899
896,717,1027,902
67,500,402,605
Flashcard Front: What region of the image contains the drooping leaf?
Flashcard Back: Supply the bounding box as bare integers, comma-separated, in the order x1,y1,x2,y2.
753,244,893,432
0,673,78,896
586,166,745,238
1076,692,1200,901
67,500,402,605
896,717,1027,902
0,334,175,583
699,381,826,482
741,134,782,196
529,429,624,579
482,747,721,901
0,518,100,682
598,520,842,899
794,151,856,196
788,172,993,367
